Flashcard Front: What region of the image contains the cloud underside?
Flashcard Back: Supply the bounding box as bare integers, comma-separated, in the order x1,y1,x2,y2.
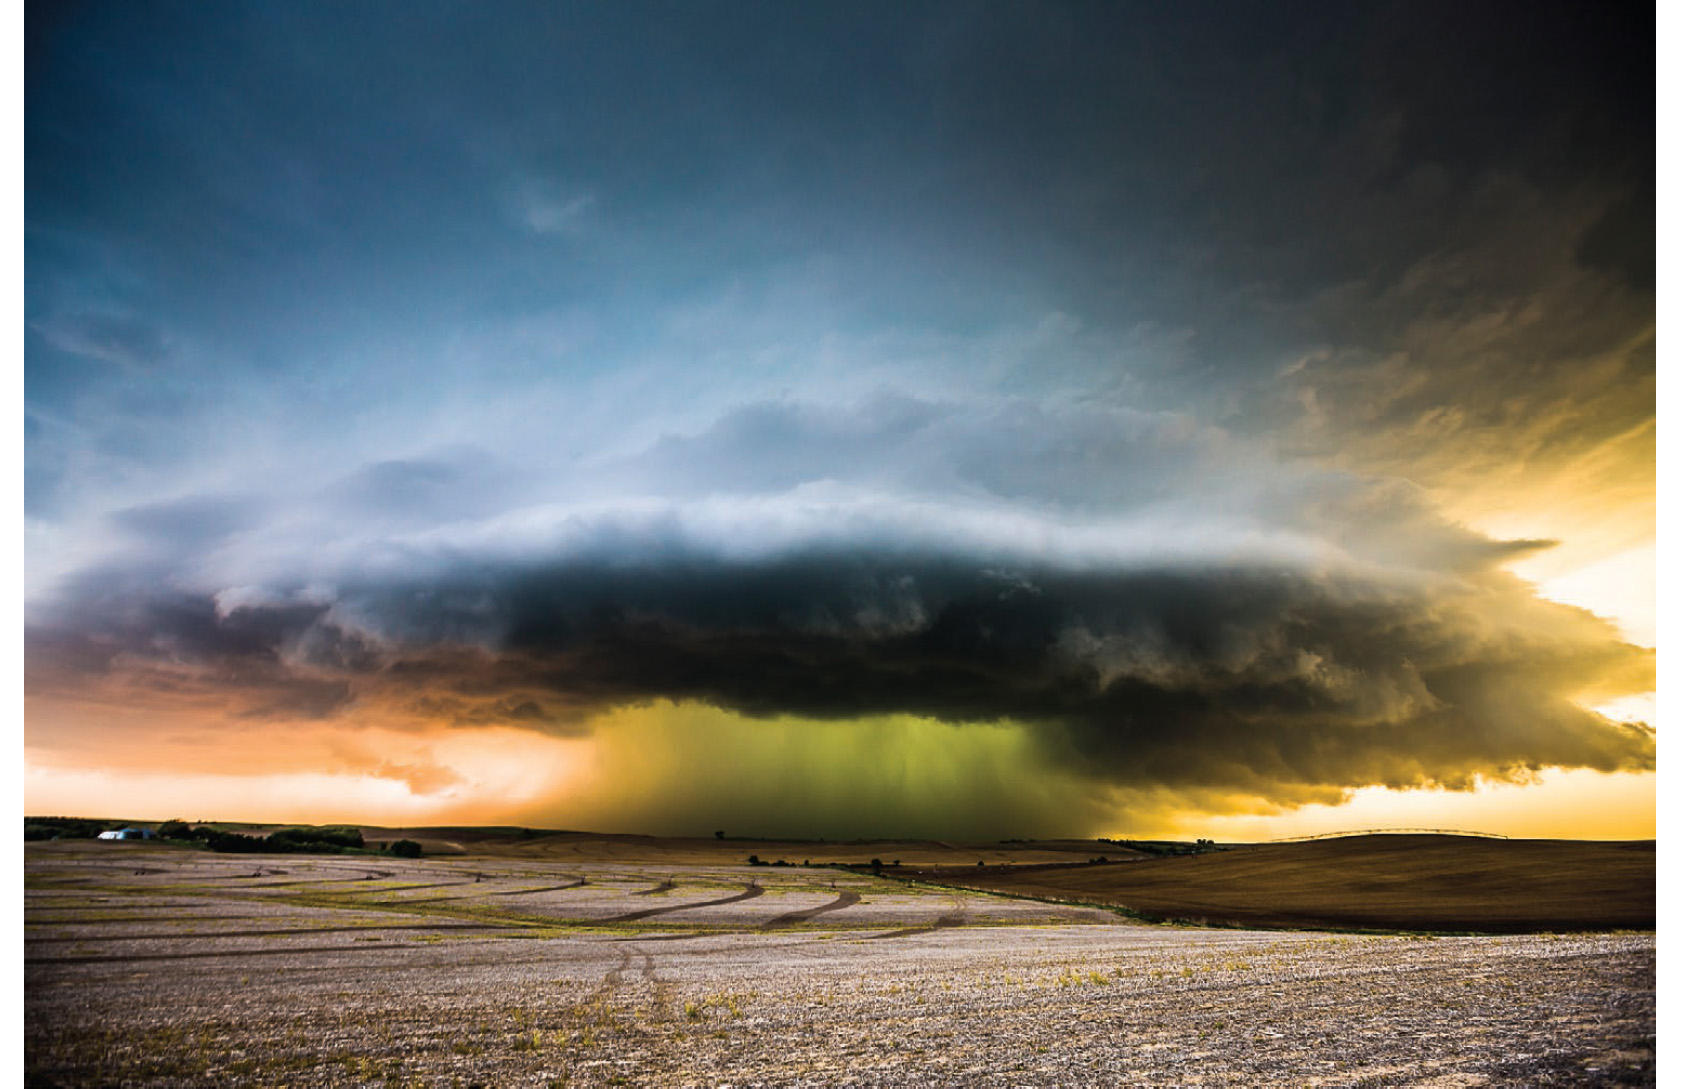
22,399,1654,819
27,542,1654,807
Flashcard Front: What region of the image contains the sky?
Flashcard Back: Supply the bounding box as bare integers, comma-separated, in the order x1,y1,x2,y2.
23,1,1657,840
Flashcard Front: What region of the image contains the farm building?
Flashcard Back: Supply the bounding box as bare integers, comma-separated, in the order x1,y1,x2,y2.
96,827,155,841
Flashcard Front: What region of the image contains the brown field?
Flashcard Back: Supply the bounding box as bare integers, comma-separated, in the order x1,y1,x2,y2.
907,834,1657,933
286,824,1157,867
25,829,1655,1086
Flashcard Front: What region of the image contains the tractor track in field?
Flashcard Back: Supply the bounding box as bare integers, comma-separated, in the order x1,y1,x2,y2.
761,889,862,929
601,883,764,923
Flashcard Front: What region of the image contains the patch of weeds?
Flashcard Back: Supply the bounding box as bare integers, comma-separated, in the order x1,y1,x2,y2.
683,990,752,1021
329,1051,387,1080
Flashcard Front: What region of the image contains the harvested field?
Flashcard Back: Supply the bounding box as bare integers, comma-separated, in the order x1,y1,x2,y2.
912,834,1656,933
335,826,1154,868
25,835,1655,1086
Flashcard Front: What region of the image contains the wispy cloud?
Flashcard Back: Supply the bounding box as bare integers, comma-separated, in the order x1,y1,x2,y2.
508,177,595,236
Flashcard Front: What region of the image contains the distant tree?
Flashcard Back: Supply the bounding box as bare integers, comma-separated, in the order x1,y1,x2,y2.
747,854,763,866
208,831,264,853
268,826,363,852
715,830,725,840
390,839,423,858
23,817,116,841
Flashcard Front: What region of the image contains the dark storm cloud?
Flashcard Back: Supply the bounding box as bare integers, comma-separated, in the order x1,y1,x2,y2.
25,480,1654,799
24,587,358,724
24,0,1653,828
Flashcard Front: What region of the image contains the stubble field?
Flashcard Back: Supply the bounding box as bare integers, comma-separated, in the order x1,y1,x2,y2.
25,830,1655,1086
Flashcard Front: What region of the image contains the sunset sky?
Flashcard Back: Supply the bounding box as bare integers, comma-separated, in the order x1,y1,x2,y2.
24,2,1655,840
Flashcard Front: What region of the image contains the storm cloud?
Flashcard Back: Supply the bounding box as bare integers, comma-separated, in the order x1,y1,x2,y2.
25,399,1653,809
26,2,1652,834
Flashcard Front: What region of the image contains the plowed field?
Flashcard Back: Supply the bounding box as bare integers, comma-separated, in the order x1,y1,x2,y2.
25,833,1654,1086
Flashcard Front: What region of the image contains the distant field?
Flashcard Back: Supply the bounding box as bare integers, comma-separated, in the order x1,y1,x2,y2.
910,834,1656,933
337,824,1154,867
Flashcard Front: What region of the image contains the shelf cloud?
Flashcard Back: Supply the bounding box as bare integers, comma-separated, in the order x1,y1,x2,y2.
26,2,1652,835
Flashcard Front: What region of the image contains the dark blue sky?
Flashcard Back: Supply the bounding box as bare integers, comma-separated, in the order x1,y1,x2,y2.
28,1,1649,427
